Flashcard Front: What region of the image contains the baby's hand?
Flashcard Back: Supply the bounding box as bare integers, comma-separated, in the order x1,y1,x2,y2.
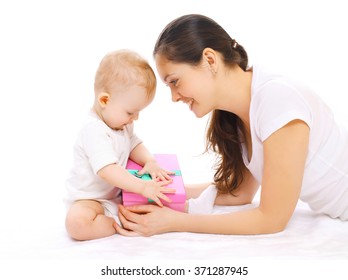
142,180,176,207
137,160,174,183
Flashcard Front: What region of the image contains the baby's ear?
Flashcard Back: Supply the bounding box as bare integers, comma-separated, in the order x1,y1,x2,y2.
97,92,110,107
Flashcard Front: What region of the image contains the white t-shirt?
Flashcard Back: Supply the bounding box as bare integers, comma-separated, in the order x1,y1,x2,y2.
65,111,142,206
243,65,348,220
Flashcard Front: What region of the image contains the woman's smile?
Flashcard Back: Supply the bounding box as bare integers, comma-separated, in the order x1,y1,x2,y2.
183,98,194,111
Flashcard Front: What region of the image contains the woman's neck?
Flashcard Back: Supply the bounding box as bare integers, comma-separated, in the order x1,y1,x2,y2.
215,65,252,130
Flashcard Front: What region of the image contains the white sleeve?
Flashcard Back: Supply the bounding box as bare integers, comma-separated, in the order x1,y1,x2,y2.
188,185,218,214
80,122,118,174
253,82,313,142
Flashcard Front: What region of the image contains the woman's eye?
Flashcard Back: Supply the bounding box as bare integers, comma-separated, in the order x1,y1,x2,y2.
170,79,178,86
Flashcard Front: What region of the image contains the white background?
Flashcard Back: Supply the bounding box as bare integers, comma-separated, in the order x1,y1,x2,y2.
0,0,347,277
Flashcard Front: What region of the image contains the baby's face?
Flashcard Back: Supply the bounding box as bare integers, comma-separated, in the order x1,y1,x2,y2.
101,85,152,130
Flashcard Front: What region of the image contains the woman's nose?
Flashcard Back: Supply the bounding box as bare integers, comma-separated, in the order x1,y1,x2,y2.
171,89,181,102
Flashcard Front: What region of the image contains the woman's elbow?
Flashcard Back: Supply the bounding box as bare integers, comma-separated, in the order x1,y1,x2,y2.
262,223,287,234
262,219,288,234
257,212,290,234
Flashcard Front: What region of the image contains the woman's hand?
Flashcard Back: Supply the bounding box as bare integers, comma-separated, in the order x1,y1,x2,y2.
116,204,180,237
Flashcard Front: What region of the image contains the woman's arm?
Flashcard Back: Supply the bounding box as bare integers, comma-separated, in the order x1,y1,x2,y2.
214,168,260,206
117,120,309,236
186,169,259,203
185,183,212,199
185,119,309,234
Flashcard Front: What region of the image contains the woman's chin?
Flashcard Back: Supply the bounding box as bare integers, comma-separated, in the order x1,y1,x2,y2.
192,109,209,118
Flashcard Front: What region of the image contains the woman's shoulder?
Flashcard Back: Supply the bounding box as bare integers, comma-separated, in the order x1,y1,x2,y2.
251,63,317,105
251,64,294,92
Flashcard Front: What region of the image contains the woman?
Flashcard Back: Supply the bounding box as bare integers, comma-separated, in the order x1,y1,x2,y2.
115,14,348,236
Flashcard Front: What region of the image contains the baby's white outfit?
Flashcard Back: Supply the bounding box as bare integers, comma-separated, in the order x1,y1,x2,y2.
64,110,142,217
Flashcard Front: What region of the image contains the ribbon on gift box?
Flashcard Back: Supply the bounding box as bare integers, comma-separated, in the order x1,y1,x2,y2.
128,170,182,178
127,169,182,202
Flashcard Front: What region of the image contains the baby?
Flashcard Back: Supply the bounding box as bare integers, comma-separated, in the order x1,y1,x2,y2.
65,49,174,241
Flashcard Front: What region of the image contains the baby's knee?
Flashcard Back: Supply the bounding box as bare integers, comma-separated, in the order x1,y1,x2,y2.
65,212,92,241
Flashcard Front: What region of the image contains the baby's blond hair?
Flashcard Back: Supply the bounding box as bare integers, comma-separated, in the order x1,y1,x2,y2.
94,49,156,98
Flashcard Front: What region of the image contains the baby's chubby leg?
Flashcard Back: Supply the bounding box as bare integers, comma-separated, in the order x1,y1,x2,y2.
65,200,117,241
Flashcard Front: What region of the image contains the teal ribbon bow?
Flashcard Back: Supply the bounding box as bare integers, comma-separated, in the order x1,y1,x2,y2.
127,169,182,203
128,170,181,179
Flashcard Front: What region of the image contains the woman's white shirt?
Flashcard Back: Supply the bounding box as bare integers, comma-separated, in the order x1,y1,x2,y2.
243,65,348,220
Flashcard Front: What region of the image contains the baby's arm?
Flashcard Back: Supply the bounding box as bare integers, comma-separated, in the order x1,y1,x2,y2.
97,163,175,207
129,143,155,167
129,144,174,181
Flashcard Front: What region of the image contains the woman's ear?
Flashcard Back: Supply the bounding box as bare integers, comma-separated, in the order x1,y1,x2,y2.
97,92,110,108
202,48,218,74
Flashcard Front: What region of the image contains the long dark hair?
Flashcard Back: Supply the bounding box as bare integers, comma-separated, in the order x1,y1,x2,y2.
154,14,249,195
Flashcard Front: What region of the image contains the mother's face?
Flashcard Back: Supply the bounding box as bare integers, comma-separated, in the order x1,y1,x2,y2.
155,54,217,118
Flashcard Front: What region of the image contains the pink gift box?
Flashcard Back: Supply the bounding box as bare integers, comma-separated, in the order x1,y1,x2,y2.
122,154,186,212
